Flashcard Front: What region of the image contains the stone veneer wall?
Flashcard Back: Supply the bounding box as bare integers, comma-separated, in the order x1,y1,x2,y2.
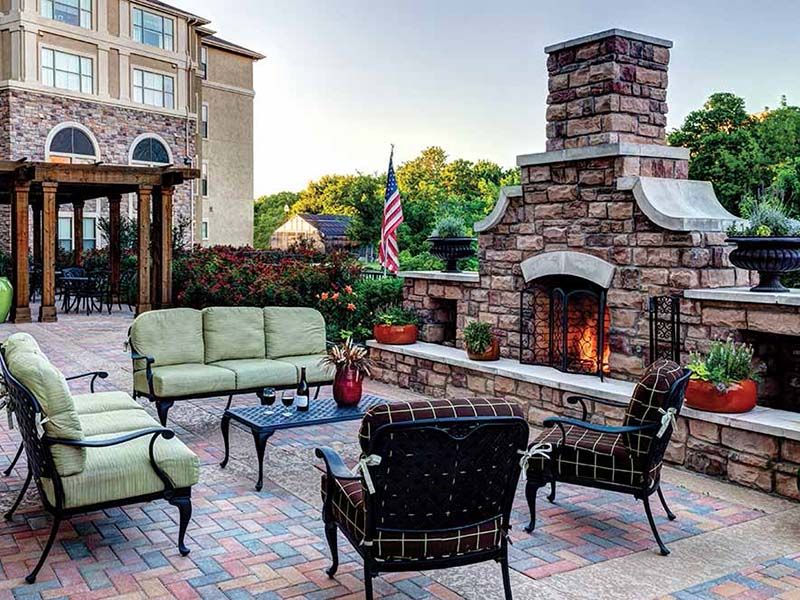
369,346,800,501
0,89,197,252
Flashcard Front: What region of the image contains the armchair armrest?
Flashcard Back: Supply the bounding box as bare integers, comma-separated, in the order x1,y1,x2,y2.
45,428,177,491
543,416,658,449
565,394,626,421
129,348,156,397
315,446,358,480
66,371,108,393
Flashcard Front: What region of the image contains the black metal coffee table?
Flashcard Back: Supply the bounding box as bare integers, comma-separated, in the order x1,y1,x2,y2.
219,395,386,491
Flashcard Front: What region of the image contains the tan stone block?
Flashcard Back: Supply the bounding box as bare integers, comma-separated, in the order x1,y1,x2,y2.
594,93,620,113
669,269,699,289
653,46,670,65
601,113,638,133
578,169,606,186
534,203,564,219
635,67,665,87
413,280,428,296
588,61,617,82
702,307,747,329
747,310,800,336
588,202,608,218
720,427,778,459
782,440,800,463
641,268,669,285
526,166,551,183
516,236,544,252
664,441,686,465
775,471,800,500
619,96,652,114
494,376,517,396
569,66,590,87
567,116,602,137
699,269,736,288
689,419,721,444
727,459,773,492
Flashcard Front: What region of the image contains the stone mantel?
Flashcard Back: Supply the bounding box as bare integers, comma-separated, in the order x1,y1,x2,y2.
398,271,480,284
516,142,689,168
685,287,800,307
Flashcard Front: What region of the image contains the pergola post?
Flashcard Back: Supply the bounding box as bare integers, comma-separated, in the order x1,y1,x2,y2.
11,181,31,323
150,189,162,308
108,193,122,302
160,186,174,307
136,185,152,315
32,203,42,268
73,199,84,266
39,182,58,323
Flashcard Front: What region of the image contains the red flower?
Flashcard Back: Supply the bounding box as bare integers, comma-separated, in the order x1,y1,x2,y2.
347,303,356,312
332,292,340,300
344,285,353,294
321,292,329,300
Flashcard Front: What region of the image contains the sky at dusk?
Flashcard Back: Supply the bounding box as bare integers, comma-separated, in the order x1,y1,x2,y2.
169,0,800,197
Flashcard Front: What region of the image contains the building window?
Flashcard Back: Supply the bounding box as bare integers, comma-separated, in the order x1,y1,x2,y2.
201,104,209,139
132,7,174,50
132,137,170,164
58,217,72,252
41,48,93,94
201,161,208,197
201,219,209,241
200,46,208,80
83,217,96,250
132,69,174,108
41,0,92,29
47,125,97,163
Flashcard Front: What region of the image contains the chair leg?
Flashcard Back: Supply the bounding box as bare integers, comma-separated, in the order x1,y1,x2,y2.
156,400,174,426
657,486,676,521
363,564,374,600
168,494,192,556
4,469,32,520
26,516,61,584
499,545,513,599
547,479,556,503
643,494,670,556
324,521,339,577
4,442,24,477
524,480,541,533
224,395,234,411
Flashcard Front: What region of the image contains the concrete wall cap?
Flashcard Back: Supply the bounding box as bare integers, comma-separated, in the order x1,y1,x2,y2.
474,185,522,233
520,251,616,288
544,29,673,54
517,143,689,167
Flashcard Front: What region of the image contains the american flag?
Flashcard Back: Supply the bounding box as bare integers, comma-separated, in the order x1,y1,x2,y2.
379,148,404,273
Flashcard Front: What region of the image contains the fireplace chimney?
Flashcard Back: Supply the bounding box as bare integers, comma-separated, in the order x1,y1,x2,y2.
544,29,672,151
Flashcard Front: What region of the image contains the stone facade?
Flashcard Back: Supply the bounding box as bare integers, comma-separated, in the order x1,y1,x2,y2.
0,88,196,252
545,30,672,151
370,346,800,501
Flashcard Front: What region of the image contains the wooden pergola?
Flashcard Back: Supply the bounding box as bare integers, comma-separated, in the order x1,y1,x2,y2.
0,160,199,323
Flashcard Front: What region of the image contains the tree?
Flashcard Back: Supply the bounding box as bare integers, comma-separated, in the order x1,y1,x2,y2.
253,191,298,248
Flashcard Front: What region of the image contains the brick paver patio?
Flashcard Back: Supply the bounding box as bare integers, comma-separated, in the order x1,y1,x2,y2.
2,309,800,599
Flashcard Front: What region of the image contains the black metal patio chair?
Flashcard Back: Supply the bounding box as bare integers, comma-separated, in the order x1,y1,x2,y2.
523,359,691,556
316,398,529,599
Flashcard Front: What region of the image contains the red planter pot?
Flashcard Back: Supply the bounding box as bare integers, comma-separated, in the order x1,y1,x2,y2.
373,324,418,345
333,368,364,407
467,338,500,361
685,379,758,414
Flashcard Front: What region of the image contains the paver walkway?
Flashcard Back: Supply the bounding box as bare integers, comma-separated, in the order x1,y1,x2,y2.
1,308,800,599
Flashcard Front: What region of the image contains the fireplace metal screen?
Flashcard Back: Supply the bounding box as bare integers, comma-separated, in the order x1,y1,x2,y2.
520,275,609,379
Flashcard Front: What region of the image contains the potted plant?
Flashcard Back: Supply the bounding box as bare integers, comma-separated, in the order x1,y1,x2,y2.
320,338,373,406
463,320,500,361
427,216,475,273
685,338,762,413
373,307,419,345
726,195,800,292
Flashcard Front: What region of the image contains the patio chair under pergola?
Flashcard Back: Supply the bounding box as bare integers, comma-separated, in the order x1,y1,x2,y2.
0,160,199,323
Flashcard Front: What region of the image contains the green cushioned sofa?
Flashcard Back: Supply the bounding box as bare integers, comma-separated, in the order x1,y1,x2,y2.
0,333,199,584
128,306,334,425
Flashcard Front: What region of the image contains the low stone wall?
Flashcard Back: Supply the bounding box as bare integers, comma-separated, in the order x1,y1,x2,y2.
370,344,800,501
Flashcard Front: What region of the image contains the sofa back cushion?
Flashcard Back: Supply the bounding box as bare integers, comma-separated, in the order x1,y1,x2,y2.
263,307,326,359
3,332,42,362
130,308,204,366
203,307,266,363
4,336,86,476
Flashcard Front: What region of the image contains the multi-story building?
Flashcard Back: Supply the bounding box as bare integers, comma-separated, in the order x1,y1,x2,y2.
0,0,262,253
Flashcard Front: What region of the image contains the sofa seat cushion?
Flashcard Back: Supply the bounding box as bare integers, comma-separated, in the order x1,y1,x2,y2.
275,354,333,385
264,307,327,359
212,359,298,390
74,391,141,415
42,429,200,509
4,339,85,476
321,473,502,562
130,308,205,367
134,364,236,398
203,307,266,363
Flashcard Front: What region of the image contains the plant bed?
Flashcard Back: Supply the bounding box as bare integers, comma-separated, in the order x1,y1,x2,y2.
686,339,761,413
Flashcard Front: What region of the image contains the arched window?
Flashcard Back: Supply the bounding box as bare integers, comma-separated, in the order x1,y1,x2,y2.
46,123,99,163
129,134,172,166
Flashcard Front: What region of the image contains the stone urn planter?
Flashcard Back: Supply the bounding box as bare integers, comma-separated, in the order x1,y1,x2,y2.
727,236,800,293
427,237,476,273
685,379,758,414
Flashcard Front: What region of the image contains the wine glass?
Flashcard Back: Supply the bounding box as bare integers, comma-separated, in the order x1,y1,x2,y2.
261,388,276,415
281,390,294,417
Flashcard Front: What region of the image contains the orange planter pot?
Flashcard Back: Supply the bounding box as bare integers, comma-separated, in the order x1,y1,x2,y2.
467,338,500,361
373,324,418,345
684,379,758,414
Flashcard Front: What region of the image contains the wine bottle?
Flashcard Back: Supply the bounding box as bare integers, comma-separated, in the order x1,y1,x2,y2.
296,367,309,411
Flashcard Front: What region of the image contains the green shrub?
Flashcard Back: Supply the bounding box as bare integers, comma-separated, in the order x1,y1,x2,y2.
463,320,493,354
727,194,800,237
687,338,762,391
430,216,467,238
375,306,419,326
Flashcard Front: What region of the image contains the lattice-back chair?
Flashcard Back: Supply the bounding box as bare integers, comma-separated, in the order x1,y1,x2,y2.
316,398,529,599
0,335,198,583
524,359,690,556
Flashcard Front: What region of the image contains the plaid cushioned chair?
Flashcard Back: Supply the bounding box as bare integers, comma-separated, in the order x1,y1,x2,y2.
524,359,690,556
316,398,529,599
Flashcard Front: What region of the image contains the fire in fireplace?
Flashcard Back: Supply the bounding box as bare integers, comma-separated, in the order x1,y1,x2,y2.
520,275,611,379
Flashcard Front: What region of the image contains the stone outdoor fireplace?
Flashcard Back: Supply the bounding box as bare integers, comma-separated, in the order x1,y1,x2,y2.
369,28,800,501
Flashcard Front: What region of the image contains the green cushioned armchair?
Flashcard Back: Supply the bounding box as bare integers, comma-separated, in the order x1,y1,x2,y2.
1,333,199,584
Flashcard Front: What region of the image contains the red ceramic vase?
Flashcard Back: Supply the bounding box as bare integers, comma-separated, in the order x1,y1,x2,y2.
333,367,363,407
684,379,758,414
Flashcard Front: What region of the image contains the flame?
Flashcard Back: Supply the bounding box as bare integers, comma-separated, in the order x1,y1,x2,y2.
576,325,611,374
